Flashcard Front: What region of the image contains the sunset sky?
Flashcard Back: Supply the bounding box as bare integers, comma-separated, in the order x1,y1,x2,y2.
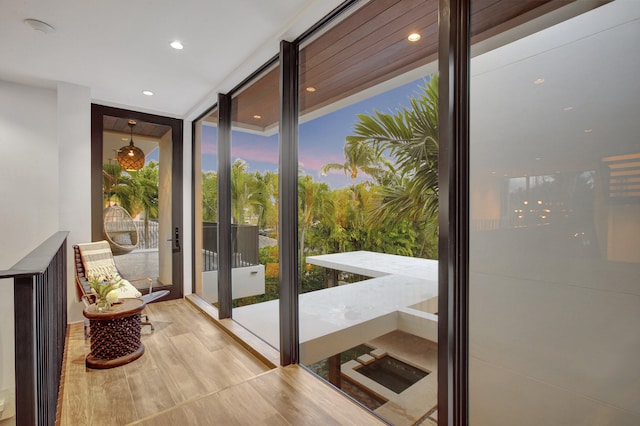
201,75,430,189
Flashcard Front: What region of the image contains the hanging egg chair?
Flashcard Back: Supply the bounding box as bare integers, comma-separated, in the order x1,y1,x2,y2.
103,205,139,255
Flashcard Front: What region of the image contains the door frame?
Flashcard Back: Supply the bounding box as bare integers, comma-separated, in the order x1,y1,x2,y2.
90,104,184,301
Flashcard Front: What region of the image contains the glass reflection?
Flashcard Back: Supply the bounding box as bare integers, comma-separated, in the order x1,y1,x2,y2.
469,1,640,424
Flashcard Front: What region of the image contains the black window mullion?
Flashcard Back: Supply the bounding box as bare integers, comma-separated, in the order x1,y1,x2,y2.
217,93,233,319
438,0,471,424
278,39,300,366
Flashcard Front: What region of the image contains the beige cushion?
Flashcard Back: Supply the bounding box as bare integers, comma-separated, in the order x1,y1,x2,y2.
77,241,142,298
112,232,133,246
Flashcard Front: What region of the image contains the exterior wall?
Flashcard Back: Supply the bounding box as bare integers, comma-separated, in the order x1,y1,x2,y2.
158,130,173,285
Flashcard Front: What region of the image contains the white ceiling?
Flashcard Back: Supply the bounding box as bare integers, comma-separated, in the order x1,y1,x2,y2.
0,0,343,119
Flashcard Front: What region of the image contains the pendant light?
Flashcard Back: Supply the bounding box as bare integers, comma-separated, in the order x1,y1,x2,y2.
117,120,145,171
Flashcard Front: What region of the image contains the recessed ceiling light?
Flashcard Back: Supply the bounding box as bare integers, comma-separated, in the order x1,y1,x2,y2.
306,87,316,92
253,115,262,119
143,90,154,96
408,33,421,42
170,40,184,50
24,18,56,34
535,157,541,161
563,106,574,111
584,129,593,133
533,78,545,85
121,137,128,141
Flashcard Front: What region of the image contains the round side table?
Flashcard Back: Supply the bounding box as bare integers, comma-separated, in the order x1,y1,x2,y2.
83,298,146,369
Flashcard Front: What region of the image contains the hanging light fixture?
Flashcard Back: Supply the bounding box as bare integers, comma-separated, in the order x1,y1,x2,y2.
117,120,145,171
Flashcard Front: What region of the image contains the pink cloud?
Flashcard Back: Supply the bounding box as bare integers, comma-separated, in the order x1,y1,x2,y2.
231,143,278,165
299,150,343,172
202,143,218,155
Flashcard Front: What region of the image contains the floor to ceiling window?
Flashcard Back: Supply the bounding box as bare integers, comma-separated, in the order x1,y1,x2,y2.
229,63,281,348
468,1,640,424
295,1,439,424
194,108,219,301
190,1,640,423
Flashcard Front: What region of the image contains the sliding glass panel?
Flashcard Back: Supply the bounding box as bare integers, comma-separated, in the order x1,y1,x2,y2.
230,63,280,347
298,1,439,423
194,108,219,302
469,1,640,424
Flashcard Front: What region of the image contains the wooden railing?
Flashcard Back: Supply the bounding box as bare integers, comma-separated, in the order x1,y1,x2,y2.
0,232,68,426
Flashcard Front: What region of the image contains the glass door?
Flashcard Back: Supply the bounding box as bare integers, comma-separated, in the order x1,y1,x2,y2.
91,105,183,300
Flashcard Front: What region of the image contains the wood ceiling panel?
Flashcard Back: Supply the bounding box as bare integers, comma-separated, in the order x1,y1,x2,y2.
301,2,437,84
301,0,420,70
232,67,280,133
230,0,591,132
300,0,437,115
103,116,171,138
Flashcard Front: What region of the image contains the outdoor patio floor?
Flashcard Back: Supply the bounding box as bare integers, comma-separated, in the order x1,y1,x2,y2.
114,249,161,287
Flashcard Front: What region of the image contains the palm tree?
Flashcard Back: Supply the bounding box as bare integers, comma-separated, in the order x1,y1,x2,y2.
102,163,124,206
231,159,253,224
202,171,218,222
298,175,334,275
346,74,439,226
261,171,279,233
321,141,387,199
130,162,159,248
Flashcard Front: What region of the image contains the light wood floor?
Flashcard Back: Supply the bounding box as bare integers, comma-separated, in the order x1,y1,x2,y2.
59,299,384,425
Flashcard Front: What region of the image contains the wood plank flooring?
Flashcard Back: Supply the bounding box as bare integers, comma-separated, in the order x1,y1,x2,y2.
59,299,384,426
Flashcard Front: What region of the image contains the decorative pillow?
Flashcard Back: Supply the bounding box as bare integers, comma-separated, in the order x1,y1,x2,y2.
112,232,133,246
77,241,142,298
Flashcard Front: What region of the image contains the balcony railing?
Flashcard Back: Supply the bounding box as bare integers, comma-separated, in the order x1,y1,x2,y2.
133,220,159,249
202,222,259,271
0,231,68,426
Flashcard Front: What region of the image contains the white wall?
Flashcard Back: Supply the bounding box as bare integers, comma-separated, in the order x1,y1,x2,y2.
0,81,58,268
57,82,92,323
